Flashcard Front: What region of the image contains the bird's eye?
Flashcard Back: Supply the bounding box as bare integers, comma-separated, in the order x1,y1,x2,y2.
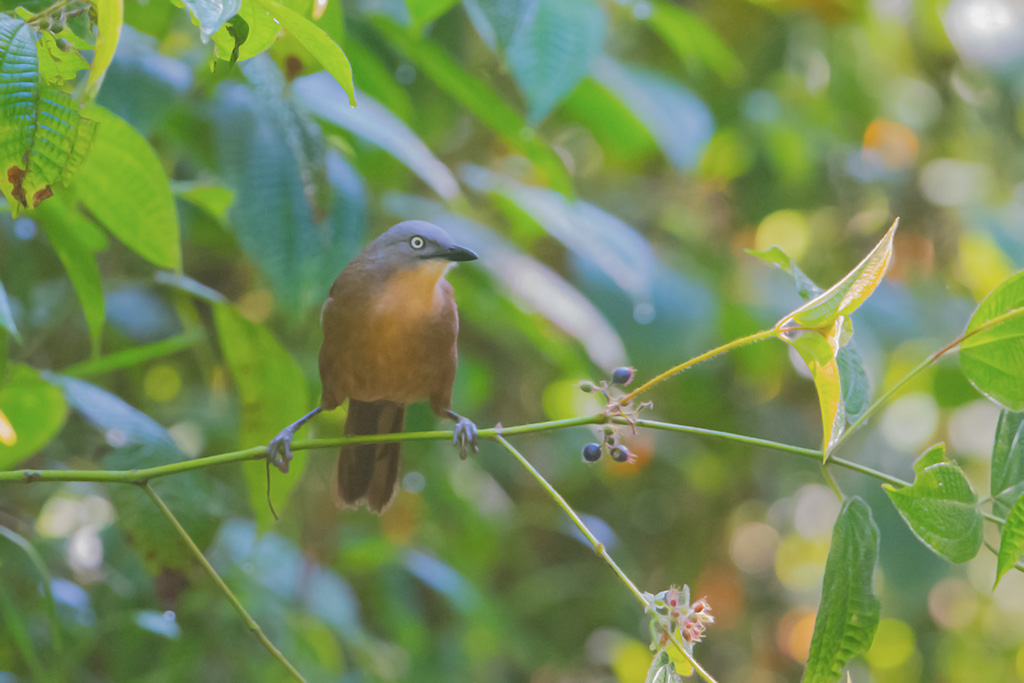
410,236,425,250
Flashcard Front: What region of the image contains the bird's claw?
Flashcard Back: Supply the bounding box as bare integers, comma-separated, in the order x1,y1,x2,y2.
266,429,295,473
452,416,479,460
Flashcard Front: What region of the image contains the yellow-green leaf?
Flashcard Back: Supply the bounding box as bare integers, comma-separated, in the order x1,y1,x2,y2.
72,105,181,269
84,0,124,99
0,365,68,469
249,0,356,106
786,330,845,457
780,219,898,332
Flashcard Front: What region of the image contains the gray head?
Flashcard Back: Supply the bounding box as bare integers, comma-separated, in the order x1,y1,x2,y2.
362,221,478,268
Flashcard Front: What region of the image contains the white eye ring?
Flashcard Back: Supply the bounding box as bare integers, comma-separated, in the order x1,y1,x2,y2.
410,236,425,250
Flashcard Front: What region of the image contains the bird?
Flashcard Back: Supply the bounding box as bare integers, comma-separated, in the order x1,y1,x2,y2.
266,220,479,512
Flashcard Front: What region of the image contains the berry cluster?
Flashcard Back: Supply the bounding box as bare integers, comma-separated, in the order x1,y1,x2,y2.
579,366,645,464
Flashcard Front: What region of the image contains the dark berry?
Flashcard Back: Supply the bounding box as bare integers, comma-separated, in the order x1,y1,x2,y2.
611,367,634,386
610,445,630,463
582,443,602,462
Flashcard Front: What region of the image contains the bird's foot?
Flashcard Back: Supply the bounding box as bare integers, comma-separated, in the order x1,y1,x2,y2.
450,413,479,460
266,428,296,473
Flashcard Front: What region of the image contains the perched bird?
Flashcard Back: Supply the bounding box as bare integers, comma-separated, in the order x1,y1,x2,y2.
266,221,479,512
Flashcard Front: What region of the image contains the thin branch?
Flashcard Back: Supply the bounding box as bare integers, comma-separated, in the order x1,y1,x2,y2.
141,483,306,683
494,434,718,683
838,305,1024,448
619,327,779,404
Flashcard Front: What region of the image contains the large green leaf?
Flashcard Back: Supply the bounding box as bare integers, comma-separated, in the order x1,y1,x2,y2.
0,365,68,469
462,0,535,50
84,0,124,98
647,1,744,84
801,497,880,683
0,278,18,342
406,0,458,28
504,0,605,124
960,269,1024,410
35,197,107,354
995,490,1024,588
44,373,177,449
883,443,983,563
293,74,460,199
591,56,713,171
249,0,356,106
461,164,655,312
104,443,220,570
213,304,309,529
72,105,181,269
0,16,97,216
780,220,898,333
375,19,572,195
786,328,845,455
991,409,1024,517
182,0,241,39
212,81,365,315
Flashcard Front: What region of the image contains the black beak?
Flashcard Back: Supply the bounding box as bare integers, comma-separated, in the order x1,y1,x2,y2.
441,244,479,262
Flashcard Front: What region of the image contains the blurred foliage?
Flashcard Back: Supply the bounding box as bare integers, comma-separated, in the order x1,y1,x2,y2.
1,0,1024,681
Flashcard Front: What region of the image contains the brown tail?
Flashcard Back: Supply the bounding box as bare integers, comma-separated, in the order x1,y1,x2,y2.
334,400,404,513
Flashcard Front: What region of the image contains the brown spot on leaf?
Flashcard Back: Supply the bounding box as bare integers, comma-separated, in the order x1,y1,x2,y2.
32,185,53,208
284,55,303,82
7,166,27,207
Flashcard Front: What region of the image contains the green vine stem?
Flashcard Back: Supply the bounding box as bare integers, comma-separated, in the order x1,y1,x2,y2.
838,305,1024,448
494,435,718,683
619,327,779,404
141,483,306,683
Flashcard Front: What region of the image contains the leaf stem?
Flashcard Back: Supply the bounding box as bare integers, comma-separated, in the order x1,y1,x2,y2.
141,483,306,683
619,327,779,404
494,434,719,683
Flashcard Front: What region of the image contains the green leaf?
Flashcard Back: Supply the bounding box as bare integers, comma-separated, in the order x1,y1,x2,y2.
750,245,871,424
463,0,534,50
72,104,181,269
212,81,365,315
375,18,572,195
43,373,177,449
84,0,123,98
780,220,898,333
995,490,1024,588
36,26,90,85
462,164,654,315
210,0,279,63
990,409,1024,517
60,328,205,378
104,443,219,570
0,365,68,469
504,0,605,124
34,197,107,354
883,443,983,563
786,329,845,456
213,304,309,529
294,74,460,199
405,0,458,28
0,16,97,215
647,1,744,84
0,278,19,342
182,0,242,39
960,270,1024,410
802,497,880,683
249,0,356,106
591,56,713,171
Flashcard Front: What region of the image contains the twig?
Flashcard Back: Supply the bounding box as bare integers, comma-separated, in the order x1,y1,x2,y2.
141,483,306,682
494,434,718,683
